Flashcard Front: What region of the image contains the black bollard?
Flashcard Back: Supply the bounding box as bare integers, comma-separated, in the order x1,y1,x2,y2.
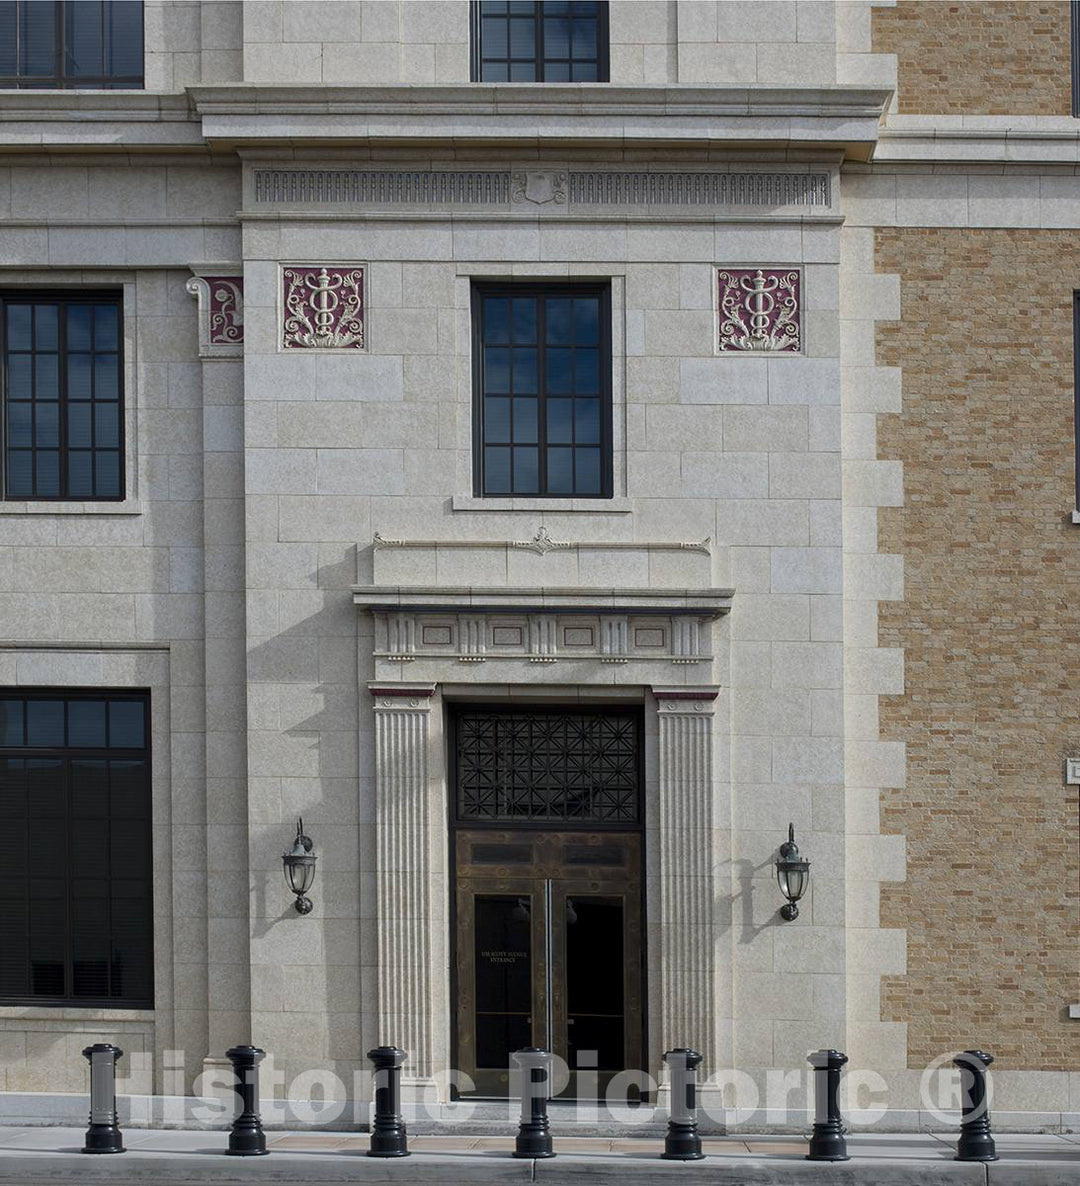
512,1047,555,1159
661,1048,705,1160
954,1050,997,1162
225,1045,269,1156
367,1046,409,1158
806,1049,849,1162
82,1044,125,1154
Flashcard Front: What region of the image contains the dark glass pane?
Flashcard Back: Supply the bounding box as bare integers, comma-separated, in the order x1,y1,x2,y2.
67,305,92,351
572,1,598,13
573,297,600,344
511,298,536,343
66,0,105,77
93,305,118,350
575,398,600,444
107,1,143,79
567,897,624,1069
480,1,508,13
546,347,572,394
474,896,532,1068
574,348,599,394
28,892,65,996
511,347,537,394
68,402,91,448
509,59,535,80
112,819,149,879
544,15,570,57
508,15,535,57
546,0,570,12
0,3,15,75
543,59,570,80
512,397,537,444
26,701,64,747
22,0,56,77
6,451,32,497
484,346,510,393
547,398,572,444
480,59,508,80
0,877,27,996
0,702,23,746
508,0,534,12
68,352,92,399
71,760,109,818
108,700,144,749
7,402,31,448
34,354,58,399
483,297,509,343
95,450,120,497
484,446,510,494
6,306,31,350
71,895,109,997
109,761,147,820
7,353,31,399
94,354,119,399
545,297,572,344
34,400,58,447
484,396,511,444
69,702,107,749
575,447,601,493
481,15,508,57
512,445,538,493
71,821,108,877
67,451,92,497
547,446,573,494
35,449,59,496
571,16,597,57
94,401,119,448
34,305,57,350
570,59,598,81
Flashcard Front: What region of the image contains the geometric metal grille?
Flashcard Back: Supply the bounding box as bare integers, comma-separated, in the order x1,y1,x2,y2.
454,709,640,824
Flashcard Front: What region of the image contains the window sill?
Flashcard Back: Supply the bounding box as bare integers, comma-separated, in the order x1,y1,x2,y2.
452,494,633,513
0,1005,154,1021
0,499,141,516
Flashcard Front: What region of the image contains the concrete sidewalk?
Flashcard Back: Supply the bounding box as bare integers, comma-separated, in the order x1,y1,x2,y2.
0,1128,1078,1183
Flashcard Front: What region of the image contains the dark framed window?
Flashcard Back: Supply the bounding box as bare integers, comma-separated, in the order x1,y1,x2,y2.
1,291,124,500
451,706,642,827
0,0,143,89
471,1,609,82
473,283,612,497
0,691,153,1008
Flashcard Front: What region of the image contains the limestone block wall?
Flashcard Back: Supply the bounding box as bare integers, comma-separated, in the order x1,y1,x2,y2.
145,1,244,91
874,226,1080,1072
872,0,1072,116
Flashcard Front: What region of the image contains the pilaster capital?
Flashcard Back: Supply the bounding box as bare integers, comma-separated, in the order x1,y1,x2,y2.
652,686,720,717
368,682,436,712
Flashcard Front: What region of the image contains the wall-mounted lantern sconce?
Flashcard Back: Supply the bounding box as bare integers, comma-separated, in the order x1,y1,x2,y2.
775,822,810,921
282,817,316,915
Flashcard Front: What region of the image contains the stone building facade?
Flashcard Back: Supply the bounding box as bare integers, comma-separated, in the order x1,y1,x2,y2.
0,0,1076,1129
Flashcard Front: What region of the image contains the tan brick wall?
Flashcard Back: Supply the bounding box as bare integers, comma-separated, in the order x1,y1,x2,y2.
872,1,1072,116
875,228,1080,1071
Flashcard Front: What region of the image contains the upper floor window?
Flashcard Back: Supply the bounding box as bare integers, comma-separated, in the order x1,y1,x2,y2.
0,691,153,1008
472,1,609,82
0,0,143,89
473,283,612,498
1,292,125,500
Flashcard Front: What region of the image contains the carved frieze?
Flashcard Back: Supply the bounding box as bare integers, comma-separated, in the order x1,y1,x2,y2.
282,265,365,350
716,267,801,354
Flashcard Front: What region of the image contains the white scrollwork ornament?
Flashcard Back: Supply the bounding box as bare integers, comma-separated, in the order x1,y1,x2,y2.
717,268,801,353
283,266,365,349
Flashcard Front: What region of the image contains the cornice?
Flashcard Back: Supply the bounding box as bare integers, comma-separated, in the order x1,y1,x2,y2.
353,586,734,617
876,115,1080,166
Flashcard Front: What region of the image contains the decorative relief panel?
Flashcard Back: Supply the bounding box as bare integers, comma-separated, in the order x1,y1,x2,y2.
186,271,244,358
511,171,567,205
716,267,801,354
282,265,365,350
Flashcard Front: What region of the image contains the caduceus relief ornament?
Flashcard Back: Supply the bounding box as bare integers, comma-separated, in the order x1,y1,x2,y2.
716,267,801,353
282,266,365,349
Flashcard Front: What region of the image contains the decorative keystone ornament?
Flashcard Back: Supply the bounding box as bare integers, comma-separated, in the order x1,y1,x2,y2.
367,1046,410,1157
806,1049,849,1162
717,267,801,352
513,1048,555,1159
283,265,365,349
954,1050,997,1162
225,1045,268,1156
662,1048,705,1160
82,1044,125,1154
775,822,810,921
282,817,316,914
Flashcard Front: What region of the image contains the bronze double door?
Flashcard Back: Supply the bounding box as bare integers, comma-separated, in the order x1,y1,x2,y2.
454,829,643,1099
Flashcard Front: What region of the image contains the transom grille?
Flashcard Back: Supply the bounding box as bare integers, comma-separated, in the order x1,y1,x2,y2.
454,709,640,824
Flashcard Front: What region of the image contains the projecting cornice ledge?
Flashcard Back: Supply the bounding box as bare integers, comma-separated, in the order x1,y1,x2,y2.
189,84,891,160
353,586,734,616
